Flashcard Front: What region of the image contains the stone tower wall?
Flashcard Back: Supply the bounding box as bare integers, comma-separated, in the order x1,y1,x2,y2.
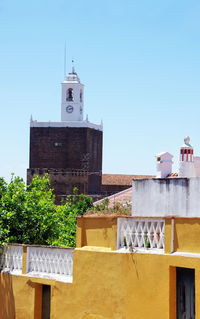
28,127,102,198
29,127,102,171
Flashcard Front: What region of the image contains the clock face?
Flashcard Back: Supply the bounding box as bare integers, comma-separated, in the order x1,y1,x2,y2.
66,105,74,113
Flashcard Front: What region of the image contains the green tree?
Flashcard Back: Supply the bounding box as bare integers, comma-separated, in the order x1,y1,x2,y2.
54,188,93,247
0,174,93,247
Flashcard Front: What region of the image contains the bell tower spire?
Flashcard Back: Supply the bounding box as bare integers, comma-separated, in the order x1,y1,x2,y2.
72,59,75,74
61,63,84,122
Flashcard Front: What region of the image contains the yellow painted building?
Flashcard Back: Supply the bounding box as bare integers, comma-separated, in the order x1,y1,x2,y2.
0,214,200,319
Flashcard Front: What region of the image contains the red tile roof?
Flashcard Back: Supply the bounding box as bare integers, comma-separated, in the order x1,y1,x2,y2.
102,174,155,186
94,187,132,208
167,173,178,178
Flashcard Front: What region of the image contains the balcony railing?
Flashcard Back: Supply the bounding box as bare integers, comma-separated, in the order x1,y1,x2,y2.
0,245,23,274
0,244,74,282
26,246,73,281
117,218,165,252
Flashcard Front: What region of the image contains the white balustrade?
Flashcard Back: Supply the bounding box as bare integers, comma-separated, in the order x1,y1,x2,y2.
0,245,23,274
117,218,165,251
27,246,73,281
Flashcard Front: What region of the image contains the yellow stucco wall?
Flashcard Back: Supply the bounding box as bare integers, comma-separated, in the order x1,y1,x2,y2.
1,249,200,319
163,217,172,254
77,216,200,254
2,217,200,318
174,218,200,253
0,273,35,319
76,216,118,250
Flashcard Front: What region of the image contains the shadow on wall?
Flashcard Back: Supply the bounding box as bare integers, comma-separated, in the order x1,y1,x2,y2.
77,217,117,249
174,218,200,253
0,273,15,319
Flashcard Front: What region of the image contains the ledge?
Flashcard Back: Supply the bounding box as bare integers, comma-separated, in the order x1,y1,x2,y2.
30,120,103,131
117,248,164,255
172,252,200,258
25,272,73,283
76,246,112,252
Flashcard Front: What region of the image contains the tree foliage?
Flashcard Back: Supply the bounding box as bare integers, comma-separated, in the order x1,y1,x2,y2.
0,174,93,247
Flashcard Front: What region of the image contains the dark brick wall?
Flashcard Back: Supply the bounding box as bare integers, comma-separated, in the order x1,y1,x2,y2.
30,127,102,172
28,126,103,198
88,174,101,194
101,184,131,196
27,168,88,194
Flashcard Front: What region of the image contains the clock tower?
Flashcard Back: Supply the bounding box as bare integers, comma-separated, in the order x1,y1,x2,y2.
61,66,84,122
28,66,103,203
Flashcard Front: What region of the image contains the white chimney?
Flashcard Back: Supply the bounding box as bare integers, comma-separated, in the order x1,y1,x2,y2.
179,136,195,177
156,152,173,178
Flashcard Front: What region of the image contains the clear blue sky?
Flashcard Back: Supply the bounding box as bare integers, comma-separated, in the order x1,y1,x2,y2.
1,0,200,182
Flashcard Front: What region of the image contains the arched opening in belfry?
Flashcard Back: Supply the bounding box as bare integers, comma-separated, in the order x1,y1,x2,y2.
66,88,73,101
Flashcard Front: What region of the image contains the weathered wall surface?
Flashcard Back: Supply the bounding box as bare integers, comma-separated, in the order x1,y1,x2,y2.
27,168,102,202
27,168,89,197
1,250,200,319
0,274,35,319
28,126,102,198
29,127,102,172
174,218,200,253
132,178,200,217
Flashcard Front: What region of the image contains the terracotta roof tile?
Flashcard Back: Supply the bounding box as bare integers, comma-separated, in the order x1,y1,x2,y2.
94,187,133,208
167,173,178,178
102,174,155,186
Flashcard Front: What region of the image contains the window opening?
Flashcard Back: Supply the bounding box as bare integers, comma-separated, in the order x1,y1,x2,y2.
66,88,73,101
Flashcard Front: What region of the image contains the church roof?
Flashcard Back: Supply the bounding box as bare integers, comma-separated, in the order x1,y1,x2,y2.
102,174,155,186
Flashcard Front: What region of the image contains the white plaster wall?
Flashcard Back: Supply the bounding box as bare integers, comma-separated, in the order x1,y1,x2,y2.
194,157,200,177
179,161,196,177
156,162,172,178
132,178,200,217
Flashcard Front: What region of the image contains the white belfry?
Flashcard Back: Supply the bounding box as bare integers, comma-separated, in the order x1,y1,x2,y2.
179,136,196,177
31,65,102,131
61,66,84,122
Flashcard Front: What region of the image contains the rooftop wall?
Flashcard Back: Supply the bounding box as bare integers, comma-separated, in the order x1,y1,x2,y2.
132,178,200,217
174,218,200,253
76,216,118,250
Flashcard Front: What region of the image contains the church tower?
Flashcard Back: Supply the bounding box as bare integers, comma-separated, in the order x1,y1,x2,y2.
27,66,103,202
61,66,84,122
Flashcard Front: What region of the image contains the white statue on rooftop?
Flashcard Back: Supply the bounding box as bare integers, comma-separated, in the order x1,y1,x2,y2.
183,136,192,147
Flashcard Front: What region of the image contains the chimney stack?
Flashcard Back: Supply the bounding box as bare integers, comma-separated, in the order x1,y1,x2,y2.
156,152,173,178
